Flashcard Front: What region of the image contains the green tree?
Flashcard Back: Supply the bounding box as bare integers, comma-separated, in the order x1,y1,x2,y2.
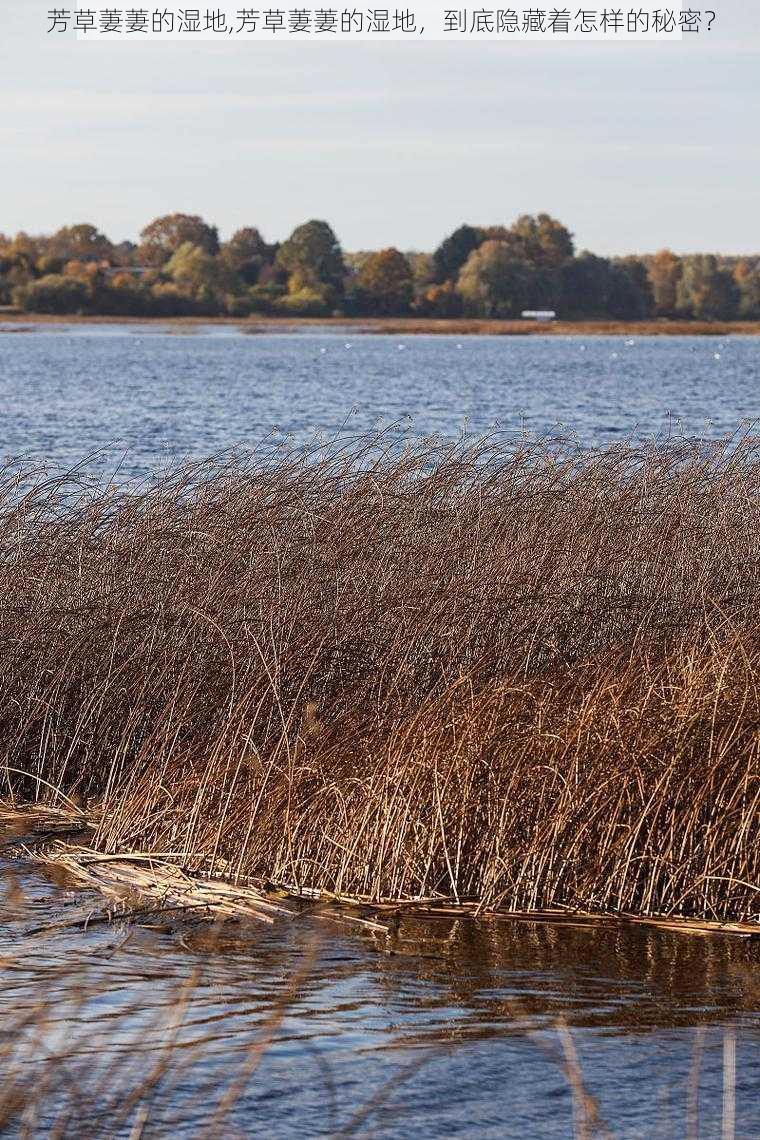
95,273,151,317
247,281,286,314
505,213,574,268
13,274,90,314
34,254,66,276
354,248,413,314
520,267,561,312
343,251,372,275
457,240,530,318
148,281,197,316
608,257,654,319
405,251,435,308
559,253,615,317
733,259,760,319
273,287,332,317
165,242,236,309
139,214,220,265
432,224,482,284
275,220,344,294
676,255,739,319
220,227,274,285
560,252,654,318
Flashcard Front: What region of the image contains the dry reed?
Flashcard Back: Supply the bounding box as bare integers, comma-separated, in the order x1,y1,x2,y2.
0,431,758,923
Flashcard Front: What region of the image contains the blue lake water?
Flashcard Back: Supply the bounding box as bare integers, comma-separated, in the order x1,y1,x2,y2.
2,849,759,1140
0,326,758,1137
0,324,757,478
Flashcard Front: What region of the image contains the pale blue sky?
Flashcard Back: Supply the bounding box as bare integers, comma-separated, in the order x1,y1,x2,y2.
2,1,758,254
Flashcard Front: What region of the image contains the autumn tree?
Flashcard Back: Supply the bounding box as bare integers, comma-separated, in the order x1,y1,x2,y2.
47,224,113,262
220,227,275,285
733,259,760,319
676,255,739,320
0,234,42,301
406,251,434,285
0,236,28,302
647,250,682,316
354,248,413,314
62,259,101,282
4,233,41,272
139,214,220,266
432,224,482,284
418,281,463,317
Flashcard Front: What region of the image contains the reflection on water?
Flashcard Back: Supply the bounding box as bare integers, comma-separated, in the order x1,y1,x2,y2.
1,853,758,1138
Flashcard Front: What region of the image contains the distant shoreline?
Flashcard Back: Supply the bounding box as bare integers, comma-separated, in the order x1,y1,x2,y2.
1,311,760,336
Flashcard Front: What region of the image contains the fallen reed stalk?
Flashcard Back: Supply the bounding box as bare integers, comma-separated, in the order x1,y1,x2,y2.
17,839,758,940
0,431,758,924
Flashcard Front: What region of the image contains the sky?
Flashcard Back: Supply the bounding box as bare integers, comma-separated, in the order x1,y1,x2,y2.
2,1,759,255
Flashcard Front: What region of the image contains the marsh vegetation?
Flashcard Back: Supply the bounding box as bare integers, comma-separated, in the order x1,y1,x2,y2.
0,433,757,924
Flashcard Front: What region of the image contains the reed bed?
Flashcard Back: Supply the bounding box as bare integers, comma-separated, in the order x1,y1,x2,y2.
0,431,758,924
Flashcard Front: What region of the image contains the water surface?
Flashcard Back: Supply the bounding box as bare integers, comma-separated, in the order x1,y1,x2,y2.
1,845,758,1138
0,328,758,1136
0,325,757,479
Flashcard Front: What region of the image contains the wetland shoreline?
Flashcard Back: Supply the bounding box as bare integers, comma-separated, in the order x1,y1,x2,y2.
2,310,760,336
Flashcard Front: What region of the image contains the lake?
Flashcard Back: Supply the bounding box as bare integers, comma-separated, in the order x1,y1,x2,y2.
0,324,758,479
0,325,758,1138
3,848,759,1139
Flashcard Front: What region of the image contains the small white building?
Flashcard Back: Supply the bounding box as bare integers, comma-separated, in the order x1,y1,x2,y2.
521,310,556,322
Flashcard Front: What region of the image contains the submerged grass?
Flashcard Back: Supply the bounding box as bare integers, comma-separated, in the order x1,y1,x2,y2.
0,432,758,923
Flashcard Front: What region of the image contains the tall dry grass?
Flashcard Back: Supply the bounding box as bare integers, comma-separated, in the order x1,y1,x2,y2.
0,433,757,921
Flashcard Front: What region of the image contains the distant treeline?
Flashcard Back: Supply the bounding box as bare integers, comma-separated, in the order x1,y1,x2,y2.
2,214,759,320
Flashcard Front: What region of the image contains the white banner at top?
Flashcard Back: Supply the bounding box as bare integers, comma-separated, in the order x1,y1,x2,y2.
51,6,721,42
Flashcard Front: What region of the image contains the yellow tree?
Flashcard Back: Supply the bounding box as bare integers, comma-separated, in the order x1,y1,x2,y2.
355,248,413,314
733,259,760,318
648,250,682,316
